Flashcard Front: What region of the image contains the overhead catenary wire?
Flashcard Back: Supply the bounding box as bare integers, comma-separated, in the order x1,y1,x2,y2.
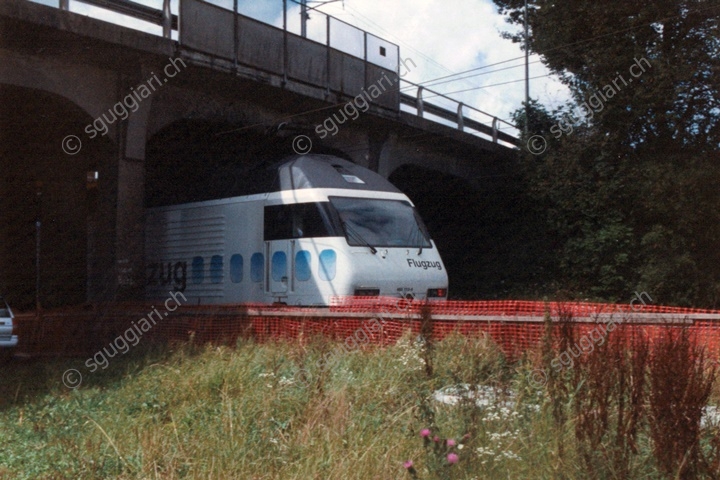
334,2,482,90
300,0,515,106
409,59,544,90
291,0,555,115
398,2,720,92
420,74,554,99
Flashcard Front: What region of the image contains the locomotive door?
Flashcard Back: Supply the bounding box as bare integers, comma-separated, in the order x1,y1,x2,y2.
264,202,301,301
266,240,292,296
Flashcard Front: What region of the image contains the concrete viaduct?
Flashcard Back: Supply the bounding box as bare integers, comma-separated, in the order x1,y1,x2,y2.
0,0,519,308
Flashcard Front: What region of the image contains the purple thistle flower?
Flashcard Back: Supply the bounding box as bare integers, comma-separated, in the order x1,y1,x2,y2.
403,459,417,478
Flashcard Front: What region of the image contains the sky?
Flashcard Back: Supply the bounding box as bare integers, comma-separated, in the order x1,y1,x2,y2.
44,0,571,137
305,0,571,131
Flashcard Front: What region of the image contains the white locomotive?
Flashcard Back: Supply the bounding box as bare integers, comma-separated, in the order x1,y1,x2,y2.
145,154,448,305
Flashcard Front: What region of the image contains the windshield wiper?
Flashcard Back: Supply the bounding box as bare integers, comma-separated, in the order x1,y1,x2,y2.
407,226,424,255
412,211,428,255
341,220,377,254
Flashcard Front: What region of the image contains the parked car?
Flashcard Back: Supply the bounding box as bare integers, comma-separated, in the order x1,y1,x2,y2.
0,296,18,358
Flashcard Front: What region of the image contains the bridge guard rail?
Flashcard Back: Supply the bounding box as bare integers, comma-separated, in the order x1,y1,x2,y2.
179,0,399,111
400,84,520,148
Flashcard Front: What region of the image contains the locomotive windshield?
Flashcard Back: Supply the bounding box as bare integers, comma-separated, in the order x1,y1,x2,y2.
329,196,432,248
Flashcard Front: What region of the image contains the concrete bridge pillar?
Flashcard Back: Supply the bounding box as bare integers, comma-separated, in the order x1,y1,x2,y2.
115,69,154,299
367,129,389,173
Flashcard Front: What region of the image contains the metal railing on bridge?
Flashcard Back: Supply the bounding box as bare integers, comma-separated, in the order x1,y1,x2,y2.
40,0,518,148
399,80,519,147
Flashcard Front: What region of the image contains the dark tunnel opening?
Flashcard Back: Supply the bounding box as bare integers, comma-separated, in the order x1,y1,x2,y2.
145,119,353,207
0,85,115,310
389,163,549,299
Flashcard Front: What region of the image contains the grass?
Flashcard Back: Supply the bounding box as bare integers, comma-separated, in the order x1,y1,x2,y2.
1,323,720,479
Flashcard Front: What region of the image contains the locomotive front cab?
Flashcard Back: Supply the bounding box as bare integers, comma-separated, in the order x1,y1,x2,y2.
262,191,448,305
327,194,448,301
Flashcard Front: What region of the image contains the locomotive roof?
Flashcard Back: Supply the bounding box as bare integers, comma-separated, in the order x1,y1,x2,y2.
146,154,401,207
274,155,401,193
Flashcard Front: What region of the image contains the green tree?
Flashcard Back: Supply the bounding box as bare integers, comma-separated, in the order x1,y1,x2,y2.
495,0,720,305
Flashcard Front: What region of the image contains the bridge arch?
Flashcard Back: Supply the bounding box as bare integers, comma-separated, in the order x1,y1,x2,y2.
0,52,119,123
0,84,116,308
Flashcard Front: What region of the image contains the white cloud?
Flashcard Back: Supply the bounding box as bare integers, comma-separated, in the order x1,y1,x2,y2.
314,0,570,131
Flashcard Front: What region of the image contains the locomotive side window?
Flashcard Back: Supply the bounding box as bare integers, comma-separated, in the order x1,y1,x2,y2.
192,256,204,284
271,251,287,281
250,253,264,282
319,249,337,281
295,251,311,281
264,202,338,240
264,204,292,240
230,254,243,283
210,255,223,284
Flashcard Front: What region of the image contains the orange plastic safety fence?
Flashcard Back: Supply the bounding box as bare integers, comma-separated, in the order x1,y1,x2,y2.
329,296,718,316
11,298,720,360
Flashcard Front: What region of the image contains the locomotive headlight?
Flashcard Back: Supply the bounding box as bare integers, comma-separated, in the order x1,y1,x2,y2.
427,288,447,298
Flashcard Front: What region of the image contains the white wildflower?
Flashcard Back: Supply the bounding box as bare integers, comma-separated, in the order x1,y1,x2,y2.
395,337,425,371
